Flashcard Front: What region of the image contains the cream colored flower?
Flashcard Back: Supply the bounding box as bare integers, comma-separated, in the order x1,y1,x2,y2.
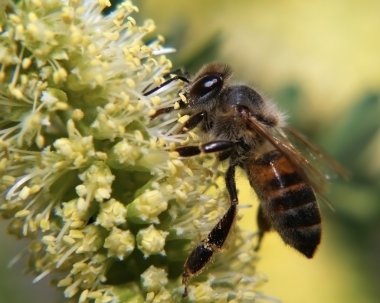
0,0,266,302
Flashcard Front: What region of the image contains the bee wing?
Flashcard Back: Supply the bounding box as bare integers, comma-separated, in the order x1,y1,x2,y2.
245,117,347,195
281,126,350,180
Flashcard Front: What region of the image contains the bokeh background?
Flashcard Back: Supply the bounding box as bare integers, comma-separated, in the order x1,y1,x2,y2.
1,1,379,302
138,1,380,303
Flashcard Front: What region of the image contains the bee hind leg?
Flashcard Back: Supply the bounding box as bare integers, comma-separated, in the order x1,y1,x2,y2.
254,204,272,251
182,165,238,296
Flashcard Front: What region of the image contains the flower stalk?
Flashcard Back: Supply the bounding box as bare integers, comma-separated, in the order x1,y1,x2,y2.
0,0,267,302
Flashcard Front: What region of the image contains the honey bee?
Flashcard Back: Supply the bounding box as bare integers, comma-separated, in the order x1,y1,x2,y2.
145,63,347,296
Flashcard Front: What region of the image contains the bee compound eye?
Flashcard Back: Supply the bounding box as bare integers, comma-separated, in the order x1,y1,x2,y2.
190,74,223,100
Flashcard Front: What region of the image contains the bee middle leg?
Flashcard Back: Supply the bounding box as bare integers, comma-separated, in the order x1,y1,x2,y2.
175,140,235,157
182,164,238,296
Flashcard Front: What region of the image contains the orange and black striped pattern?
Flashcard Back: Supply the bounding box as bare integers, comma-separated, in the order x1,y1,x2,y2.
245,150,321,258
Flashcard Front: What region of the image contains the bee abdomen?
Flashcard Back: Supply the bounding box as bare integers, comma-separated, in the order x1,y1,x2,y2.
269,185,320,228
269,184,321,258
247,150,321,258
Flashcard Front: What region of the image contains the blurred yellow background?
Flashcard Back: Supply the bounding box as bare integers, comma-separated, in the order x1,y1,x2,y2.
140,1,380,303
238,174,371,303
142,0,380,121
1,1,379,302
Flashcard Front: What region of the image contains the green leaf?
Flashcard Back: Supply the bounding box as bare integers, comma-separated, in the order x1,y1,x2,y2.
321,92,380,171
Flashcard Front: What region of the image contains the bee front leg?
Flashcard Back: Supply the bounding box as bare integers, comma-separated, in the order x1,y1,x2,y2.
143,74,189,96
180,111,206,132
182,165,238,296
149,99,188,120
144,73,190,119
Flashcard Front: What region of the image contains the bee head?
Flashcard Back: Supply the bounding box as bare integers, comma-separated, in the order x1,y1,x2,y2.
186,63,231,109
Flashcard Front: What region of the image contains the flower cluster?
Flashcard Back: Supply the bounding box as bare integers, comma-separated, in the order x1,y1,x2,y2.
0,0,266,302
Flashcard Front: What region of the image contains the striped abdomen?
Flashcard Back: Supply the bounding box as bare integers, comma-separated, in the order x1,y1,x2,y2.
245,150,321,258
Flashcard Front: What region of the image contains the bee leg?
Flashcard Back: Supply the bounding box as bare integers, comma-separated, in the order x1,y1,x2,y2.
150,104,204,123
162,67,190,81
144,73,190,119
254,205,272,251
143,74,189,96
180,111,206,132
175,140,235,157
183,165,238,296
149,100,187,120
